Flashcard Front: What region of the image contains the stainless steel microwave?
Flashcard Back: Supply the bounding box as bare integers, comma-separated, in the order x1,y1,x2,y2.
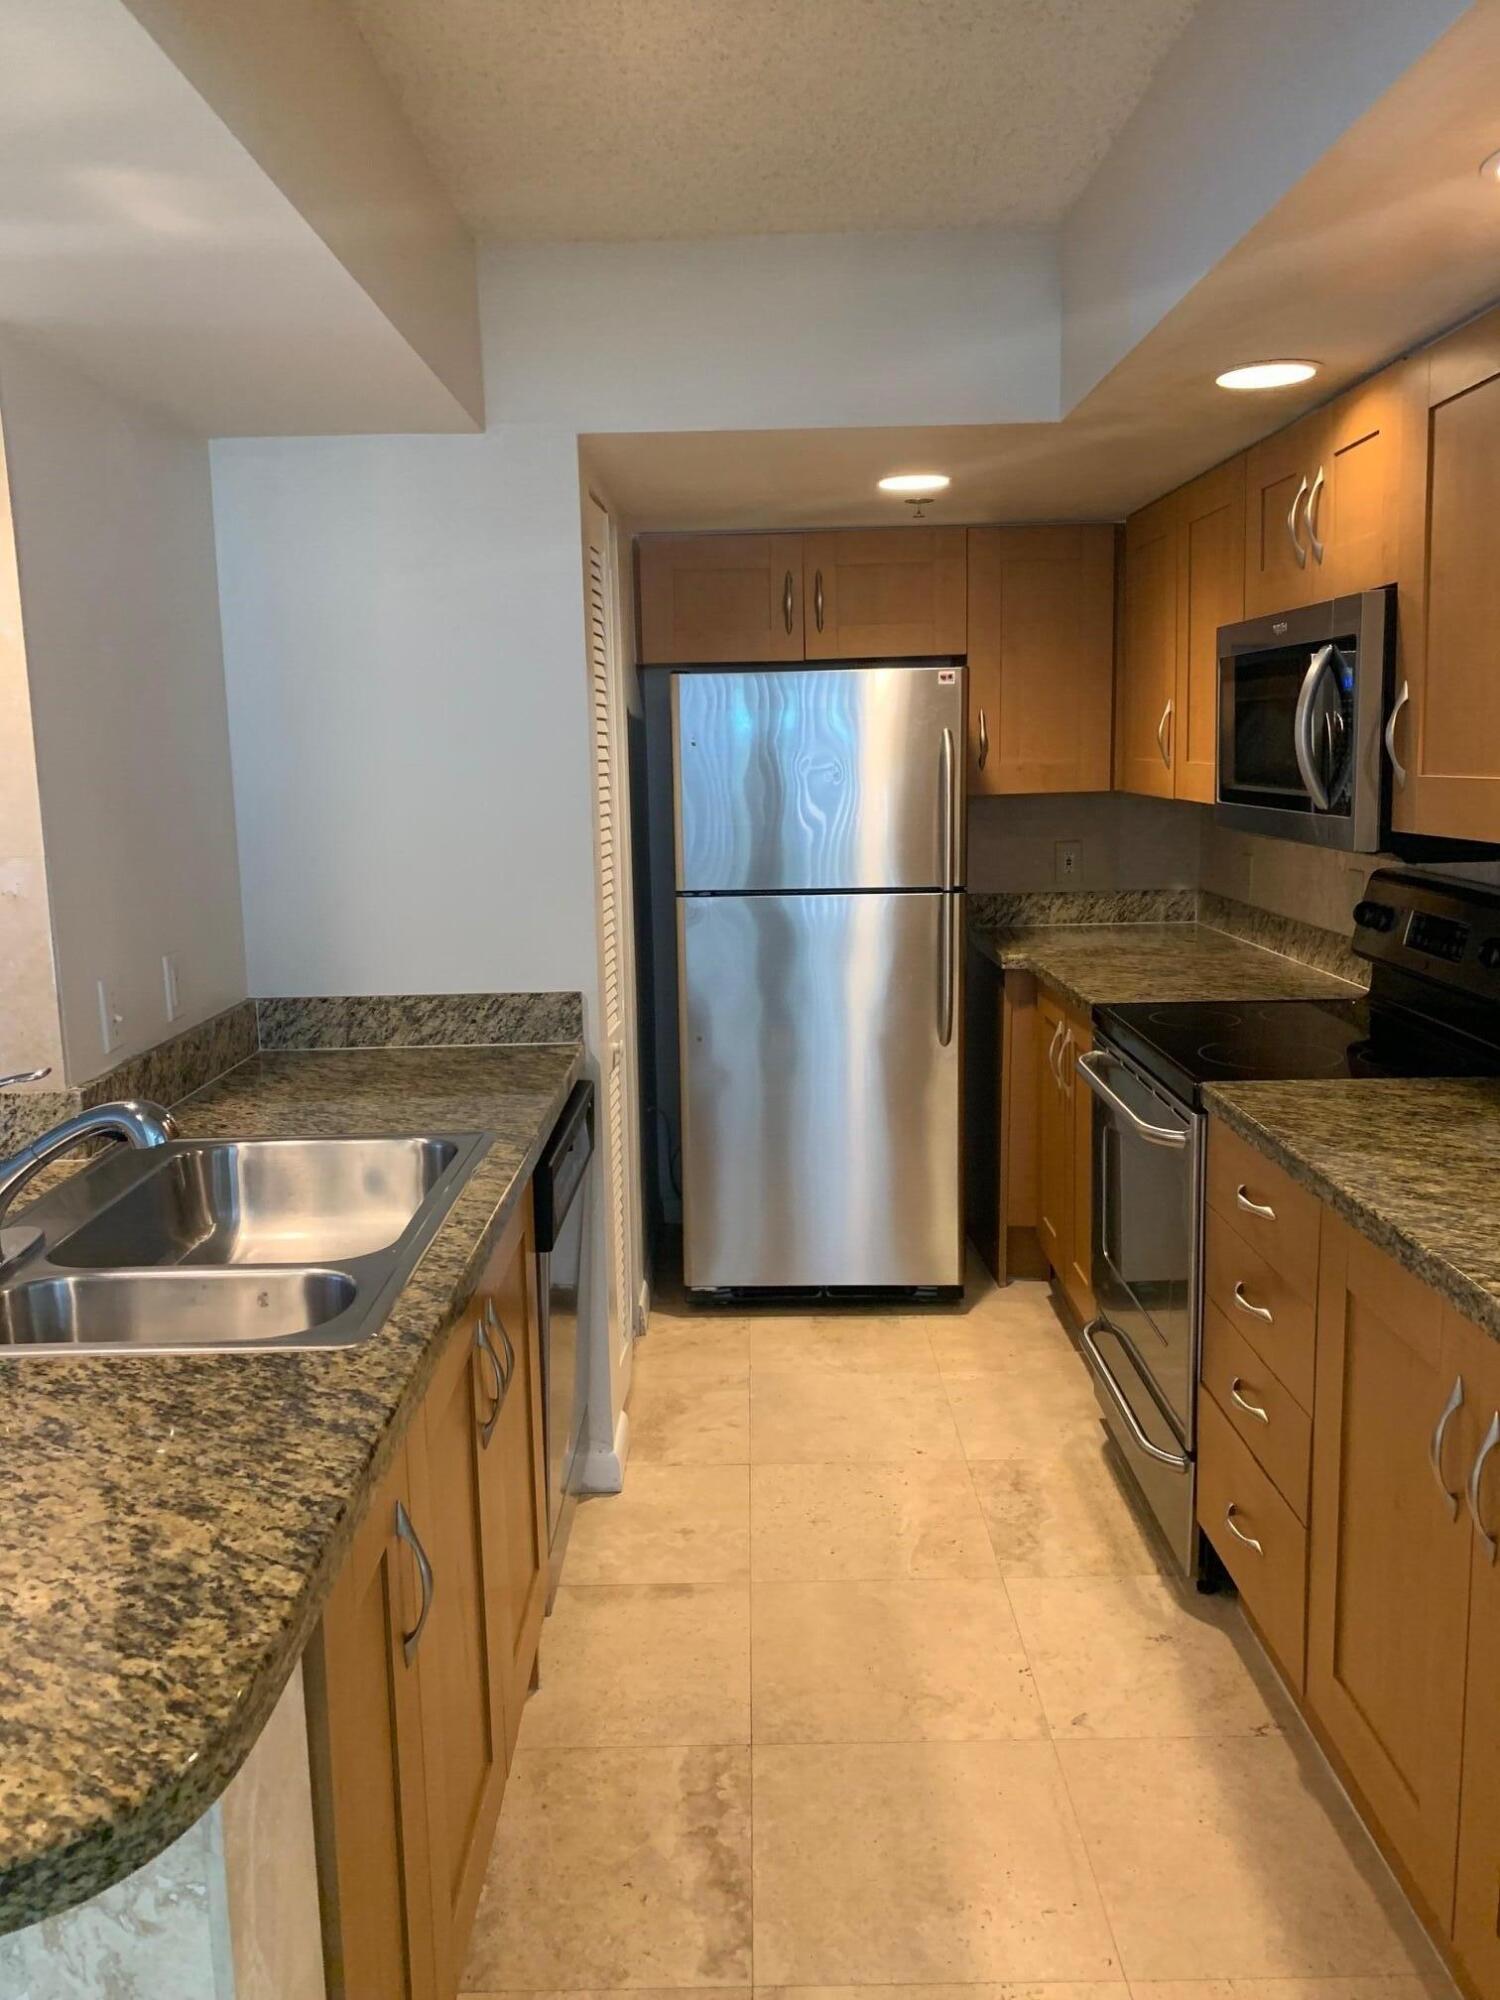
1216,588,1394,852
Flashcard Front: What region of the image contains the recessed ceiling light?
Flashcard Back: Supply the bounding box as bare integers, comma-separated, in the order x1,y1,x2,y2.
1215,361,1318,392
878,472,951,494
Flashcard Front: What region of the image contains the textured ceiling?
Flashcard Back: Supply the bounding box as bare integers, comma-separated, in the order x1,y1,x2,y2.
345,0,1198,241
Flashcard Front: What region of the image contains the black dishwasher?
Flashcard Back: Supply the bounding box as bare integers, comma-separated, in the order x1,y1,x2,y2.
533,1080,595,1603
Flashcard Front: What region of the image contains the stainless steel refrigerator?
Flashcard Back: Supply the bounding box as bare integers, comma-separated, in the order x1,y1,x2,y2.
671,662,965,1292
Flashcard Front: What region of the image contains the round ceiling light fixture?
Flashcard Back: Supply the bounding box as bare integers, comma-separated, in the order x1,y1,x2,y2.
878,471,951,494
1215,360,1318,392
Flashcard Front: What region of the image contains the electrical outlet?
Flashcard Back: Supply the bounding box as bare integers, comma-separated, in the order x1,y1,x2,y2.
1055,840,1082,884
97,978,124,1056
162,954,182,1023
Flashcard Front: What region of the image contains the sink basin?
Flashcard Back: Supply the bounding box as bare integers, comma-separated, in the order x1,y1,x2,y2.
0,1268,357,1353
49,1137,462,1268
0,1130,489,1355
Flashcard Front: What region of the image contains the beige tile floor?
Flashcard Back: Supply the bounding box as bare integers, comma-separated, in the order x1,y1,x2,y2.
462,1266,1451,2000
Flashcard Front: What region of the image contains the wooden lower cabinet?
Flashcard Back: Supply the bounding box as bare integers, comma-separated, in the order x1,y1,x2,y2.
306,1187,544,2000
1452,1314,1500,1997
1034,987,1093,1322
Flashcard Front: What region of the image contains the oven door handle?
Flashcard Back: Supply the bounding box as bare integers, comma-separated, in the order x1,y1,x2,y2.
1293,643,1336,811
1076,1050,1188,1149
1082,1319,1190,1471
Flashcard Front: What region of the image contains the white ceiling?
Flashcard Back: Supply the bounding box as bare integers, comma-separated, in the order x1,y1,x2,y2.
344,0,1199,242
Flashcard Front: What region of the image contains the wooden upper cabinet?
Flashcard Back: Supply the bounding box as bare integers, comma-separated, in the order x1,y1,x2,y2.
1174,460,1245,804
1454,1310,1500,1998
638,534,804,663
965,525,1115,796
803,528,966,659
1394,313,1500,843
1244,407,1326,615
1116,495,1177,798
1307,1220,1473,1924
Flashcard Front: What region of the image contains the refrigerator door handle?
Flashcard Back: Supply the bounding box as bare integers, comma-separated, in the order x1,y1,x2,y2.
938,894,955,1048
940,726,956,890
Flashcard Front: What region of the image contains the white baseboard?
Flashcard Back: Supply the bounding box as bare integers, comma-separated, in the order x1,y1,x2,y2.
578,1408,629,1494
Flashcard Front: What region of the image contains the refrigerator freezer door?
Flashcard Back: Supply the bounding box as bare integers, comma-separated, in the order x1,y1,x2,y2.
673,664,965,892
678,890,963,1288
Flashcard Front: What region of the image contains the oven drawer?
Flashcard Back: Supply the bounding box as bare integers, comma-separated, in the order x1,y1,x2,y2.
1204,1211,1316,1412
1197,1392,1308,1694
1206,1123,1322,1300
1201,1300,1312,1522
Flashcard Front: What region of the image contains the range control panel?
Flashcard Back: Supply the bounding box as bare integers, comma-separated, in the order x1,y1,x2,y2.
1354,870,1500,999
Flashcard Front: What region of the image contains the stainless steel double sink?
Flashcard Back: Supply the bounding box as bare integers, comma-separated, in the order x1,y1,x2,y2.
0,1133,489,1356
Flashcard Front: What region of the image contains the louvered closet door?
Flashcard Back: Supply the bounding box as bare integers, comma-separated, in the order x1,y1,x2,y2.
583,494,642,1369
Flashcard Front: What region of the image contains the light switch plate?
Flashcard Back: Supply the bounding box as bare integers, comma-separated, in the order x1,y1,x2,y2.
1055,840,1082,884
97,979,124,1055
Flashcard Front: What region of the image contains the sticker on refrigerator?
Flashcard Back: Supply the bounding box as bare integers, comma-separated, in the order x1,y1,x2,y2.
937,669,957,685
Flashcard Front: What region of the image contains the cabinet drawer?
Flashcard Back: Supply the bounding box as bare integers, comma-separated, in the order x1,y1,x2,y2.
1197,1392,1308,1693
1201,1300,1312,1522
1204,1210,1316,1411
1206,1123,1322,1299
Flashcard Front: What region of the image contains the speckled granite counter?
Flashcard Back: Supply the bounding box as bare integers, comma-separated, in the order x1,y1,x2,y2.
972,921,1358,1013
1203,1077,1500,1344
0,1042,582,1933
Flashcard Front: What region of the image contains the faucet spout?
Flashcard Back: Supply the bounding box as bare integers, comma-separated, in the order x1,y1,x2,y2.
0,1101,177,1272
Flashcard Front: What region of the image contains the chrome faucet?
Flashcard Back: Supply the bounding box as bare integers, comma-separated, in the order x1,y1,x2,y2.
0,1095,177,1272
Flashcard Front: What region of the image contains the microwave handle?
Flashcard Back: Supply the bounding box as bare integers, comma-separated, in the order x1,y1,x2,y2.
1293,643,1336,811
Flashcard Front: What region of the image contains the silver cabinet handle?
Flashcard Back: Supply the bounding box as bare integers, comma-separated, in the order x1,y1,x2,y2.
1233,1280,1274,1323
937,891,955,1049
814,568,825,634
977,705,989,772
490,1296,517,1390
1155,698,1173,769
782,568,794,635
1467,1410,1500,1564
1081,1319,1190,1470
1384,680,1409,789
474,1308,505,1448
394,1499,435,1666
1235,1184,1276,1221
1224,1503,1265,1556
1077,1050,1188,1149
0,1067,51,1088
1046,1017,1065,1088
1287,475,1309,568
1306,465,1326,563
1230,1377,1270,1425
1062,1029,1075,1100
1429,1374,1465,1520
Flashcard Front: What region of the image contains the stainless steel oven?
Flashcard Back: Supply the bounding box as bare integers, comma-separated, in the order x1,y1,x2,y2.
1216,587,1393,851
1077,1039,1203,1576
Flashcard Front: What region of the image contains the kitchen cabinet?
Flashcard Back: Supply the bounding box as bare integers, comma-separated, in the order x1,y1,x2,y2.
1392,314,1500,843
965,525,1115,795
1243,370,1413,616
1197,1389,1308,1692
1035,986,1093,1322
637,533,805,663
1454,1311,1500,1997
1115,494,1177,799
803,527,966,660
1306,1219,1472,1926
306,1187,545,2000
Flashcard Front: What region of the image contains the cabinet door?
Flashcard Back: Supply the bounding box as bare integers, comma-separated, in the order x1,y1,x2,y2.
481,1190,548,1758
305,1442,441,2000
1243,408,1323,616
1035,990,1069,1278
1307,1220,1473,1922
1062,1010,1094,1322
1318,367,1414,598
1394,318,1500,842
1116,496,1177,797
803,528,966,660
965,526,1114,795
1454,1307,1500,1996
637,534,804,663
1173,459,1244,804
418,1306,510,1975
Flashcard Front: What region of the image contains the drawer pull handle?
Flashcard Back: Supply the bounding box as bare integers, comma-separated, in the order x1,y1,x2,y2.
1229,1377,1270,1425
1467,1410,1500,1564
1224,1503,1264,1556
474,1309,505,1448
394,1500,436,1666
1235,1184,1276,1221
1429,1374,1465,1520
782,568,794,635
1232,1280,1274,1323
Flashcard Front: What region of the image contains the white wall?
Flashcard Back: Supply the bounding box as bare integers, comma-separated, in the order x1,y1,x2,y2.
0,334,246,1082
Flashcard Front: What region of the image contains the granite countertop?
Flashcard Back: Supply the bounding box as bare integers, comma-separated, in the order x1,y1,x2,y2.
972,922,1359,1013
1203,1077,1500,1344
0,1042,582,1933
